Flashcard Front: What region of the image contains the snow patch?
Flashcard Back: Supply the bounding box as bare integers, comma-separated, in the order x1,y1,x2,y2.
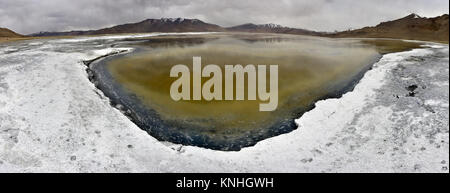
85,47,133,60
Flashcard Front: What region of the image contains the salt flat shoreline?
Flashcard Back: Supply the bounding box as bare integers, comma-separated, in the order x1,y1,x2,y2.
85,43,380,151
0,34,448,172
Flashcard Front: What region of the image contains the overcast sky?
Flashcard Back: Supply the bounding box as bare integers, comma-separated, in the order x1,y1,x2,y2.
0,0,448,34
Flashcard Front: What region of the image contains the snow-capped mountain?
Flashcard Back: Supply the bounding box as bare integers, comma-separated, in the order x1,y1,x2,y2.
32,18,224,37
30,18,322,37
29,13,448,42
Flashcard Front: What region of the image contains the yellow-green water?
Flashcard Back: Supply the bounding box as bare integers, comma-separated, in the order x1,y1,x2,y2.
102,33,421,149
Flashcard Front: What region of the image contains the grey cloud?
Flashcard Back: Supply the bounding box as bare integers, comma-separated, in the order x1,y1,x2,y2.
0,0,448,34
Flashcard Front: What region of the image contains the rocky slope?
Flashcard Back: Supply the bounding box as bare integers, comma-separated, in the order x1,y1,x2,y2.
329,14,449,43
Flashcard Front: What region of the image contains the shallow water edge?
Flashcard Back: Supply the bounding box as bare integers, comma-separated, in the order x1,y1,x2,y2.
84,46,382,151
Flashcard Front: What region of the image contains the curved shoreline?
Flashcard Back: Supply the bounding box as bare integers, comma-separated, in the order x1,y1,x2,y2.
1,34,447,172
82,45,383,151
85,50,297,151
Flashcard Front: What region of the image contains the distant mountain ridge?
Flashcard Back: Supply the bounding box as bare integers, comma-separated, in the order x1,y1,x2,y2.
31,17,322,37
329,14,449,42
31,18,224,37
226,23,322,36
18,14,450,43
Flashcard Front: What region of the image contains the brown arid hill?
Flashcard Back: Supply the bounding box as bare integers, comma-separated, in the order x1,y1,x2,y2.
32,18,225,37
0,27,27,43
328,14,449,43
0,27,24,38
226,23,323,36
